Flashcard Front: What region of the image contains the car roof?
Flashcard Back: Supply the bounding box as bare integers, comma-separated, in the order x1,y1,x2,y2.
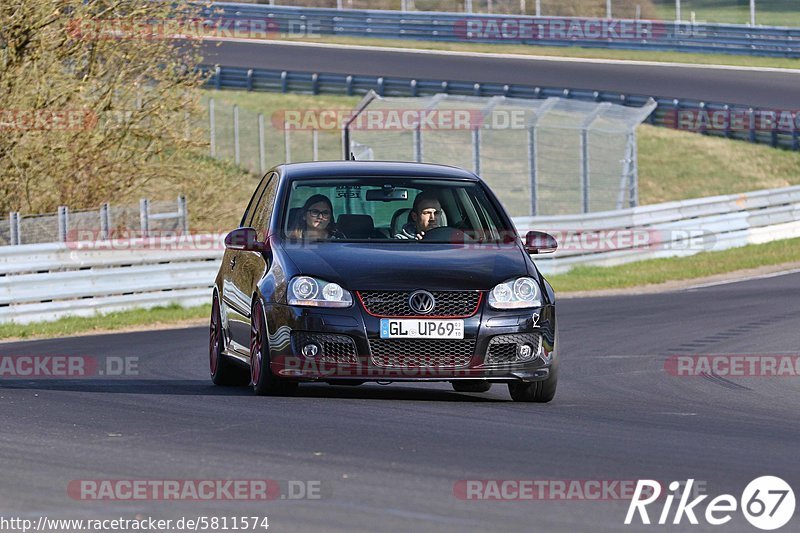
275,161,481,182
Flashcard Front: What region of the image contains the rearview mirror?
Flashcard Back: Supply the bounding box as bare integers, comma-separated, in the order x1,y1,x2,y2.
524,231,558,254
225,227,270,252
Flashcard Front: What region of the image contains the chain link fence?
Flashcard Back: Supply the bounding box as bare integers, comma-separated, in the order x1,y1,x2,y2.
214,1,789,27
2,197,189,247
344,94,656,216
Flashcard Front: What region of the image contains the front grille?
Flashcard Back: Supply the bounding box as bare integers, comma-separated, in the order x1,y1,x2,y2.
358,291,481,317
485,333,542,365
369,339,475,368
292,332,359,365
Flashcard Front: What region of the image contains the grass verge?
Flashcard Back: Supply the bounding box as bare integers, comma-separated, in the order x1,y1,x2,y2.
547,236,800,293
0,304,210,342
240,35,800,70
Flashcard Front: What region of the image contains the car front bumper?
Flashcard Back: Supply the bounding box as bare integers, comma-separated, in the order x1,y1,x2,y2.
264,301,557,384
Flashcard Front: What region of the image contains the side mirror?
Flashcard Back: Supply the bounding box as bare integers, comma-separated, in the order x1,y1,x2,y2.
224,227,270,252
524,231,558,254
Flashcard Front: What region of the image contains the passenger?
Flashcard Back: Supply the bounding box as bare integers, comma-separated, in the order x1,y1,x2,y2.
289,194,344,241
395,191,442,240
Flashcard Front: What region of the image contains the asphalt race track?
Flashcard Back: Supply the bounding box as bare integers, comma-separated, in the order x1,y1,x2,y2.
2,272,799,532
199,40,800,108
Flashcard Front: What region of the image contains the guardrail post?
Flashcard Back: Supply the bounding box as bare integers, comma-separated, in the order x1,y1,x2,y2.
57,206,69,242
246,68,254,91
233,104,240,166
214,66,221,91
177,195,188,232
311,73,319,95
528,126,537,216
377,77,385,97
312,128,319,161
258,113,266,174
793,113,799,151
9,212,20,245
140,198,150,236
209,98,216,158
410,79,417,97
748,108,756,143
346,75,354,96
441,81,449,94
100,203,110,240
473,83,481,97
580,128,590,213
281,71,288,93
413,125,422,162
471,126,481,175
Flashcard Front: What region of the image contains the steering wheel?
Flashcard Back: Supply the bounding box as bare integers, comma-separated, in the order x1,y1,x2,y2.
421,226,475,243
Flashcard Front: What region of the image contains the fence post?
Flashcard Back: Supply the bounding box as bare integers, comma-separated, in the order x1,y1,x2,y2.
100,203,110,240
214,66,221,91
258,113,267,174
580,127,590,213
284,121,292,163
471,126,481,175
413,125,422,162
209,98,216,158
527,126,537,216
177,195,189,232
140,198,150,236
9,212,20,245
312,129,319,161
233,104,240,166
57,206,69,242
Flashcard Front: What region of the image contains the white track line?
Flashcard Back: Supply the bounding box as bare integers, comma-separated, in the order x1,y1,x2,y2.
202,36,800,74
684,267,800,290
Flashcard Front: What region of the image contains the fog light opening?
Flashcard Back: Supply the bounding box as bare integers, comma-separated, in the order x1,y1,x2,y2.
518,343,534,361
302,343,320,358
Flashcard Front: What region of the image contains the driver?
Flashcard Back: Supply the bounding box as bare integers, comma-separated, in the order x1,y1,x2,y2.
394,191,442,240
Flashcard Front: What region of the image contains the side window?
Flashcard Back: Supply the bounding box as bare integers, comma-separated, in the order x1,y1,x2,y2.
241,175,269,228
250,173,279,239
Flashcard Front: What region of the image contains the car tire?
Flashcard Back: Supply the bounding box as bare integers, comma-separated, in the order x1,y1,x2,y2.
507,364,557,403
250,299,298,396
210,294,249,386
451,380,492,393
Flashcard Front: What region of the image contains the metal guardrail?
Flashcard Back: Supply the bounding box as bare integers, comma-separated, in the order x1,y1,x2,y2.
201,65,800,151
516,185,800,274
2,185,800,322
204,3,800,58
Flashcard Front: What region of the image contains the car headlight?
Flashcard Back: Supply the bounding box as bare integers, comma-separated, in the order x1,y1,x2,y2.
288,276,353,308
488,277,541,309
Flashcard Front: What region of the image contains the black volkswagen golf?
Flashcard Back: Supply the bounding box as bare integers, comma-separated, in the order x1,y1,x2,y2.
210,161,559,402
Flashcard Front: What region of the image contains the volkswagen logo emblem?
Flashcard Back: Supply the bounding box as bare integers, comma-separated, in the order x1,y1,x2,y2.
408,290,436,315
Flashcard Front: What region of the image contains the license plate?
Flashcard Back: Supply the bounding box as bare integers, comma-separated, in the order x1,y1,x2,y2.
380,319,464,339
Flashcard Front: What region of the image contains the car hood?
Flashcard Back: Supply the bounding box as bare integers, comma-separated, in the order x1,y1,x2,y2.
279,241,531,290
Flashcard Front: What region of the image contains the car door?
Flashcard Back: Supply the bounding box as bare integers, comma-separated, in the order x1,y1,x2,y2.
223,173,279,351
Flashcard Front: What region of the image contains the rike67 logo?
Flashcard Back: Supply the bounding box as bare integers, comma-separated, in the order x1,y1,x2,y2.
625,477,795,530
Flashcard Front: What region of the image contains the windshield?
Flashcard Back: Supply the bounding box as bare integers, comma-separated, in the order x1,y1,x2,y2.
281,178,514,243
